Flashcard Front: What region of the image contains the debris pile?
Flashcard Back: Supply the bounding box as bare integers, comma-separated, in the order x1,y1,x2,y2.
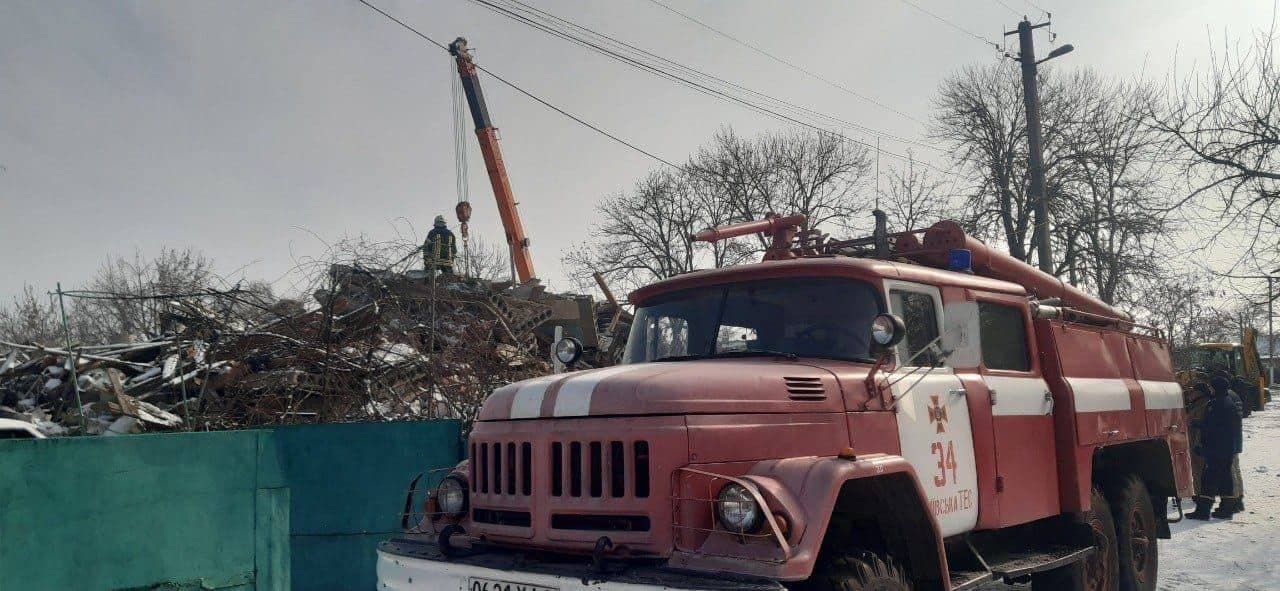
0,265,627,437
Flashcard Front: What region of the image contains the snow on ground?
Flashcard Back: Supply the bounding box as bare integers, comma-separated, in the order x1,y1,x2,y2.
1160,401,1280,591
989,402,1280,591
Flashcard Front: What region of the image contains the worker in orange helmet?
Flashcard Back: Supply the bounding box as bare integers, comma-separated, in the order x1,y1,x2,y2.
423,215,458,277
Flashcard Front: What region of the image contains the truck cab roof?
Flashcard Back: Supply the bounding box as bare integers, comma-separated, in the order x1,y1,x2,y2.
630,256,1028,305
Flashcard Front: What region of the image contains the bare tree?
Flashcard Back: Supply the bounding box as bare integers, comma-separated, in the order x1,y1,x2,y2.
1144,29,1280,266
71,248,218,343
933,62,1035,259
686,166,758,269
569,126,876,293
458,237,513,282
563,169,706,293
0,285,61,345
686,127,875,238
932,62,1072,264
686,128,778,243
934,63,1179,309
1054,71,1173,304
880,152,958,230
1128,270,1267,358
760,129,874,234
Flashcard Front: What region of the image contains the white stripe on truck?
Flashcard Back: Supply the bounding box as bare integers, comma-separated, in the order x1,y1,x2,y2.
1065,377,1132,412
1138,380,1184,410
508,375,559,419
984,375,1053,416
552,365,639,417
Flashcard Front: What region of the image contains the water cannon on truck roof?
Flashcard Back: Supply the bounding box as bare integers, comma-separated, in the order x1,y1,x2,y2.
378,212,1191,591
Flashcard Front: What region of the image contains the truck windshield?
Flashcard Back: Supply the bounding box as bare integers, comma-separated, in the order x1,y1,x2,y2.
623,277,881,364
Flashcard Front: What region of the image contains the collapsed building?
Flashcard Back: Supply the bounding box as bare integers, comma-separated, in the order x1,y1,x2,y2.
0,265,628,437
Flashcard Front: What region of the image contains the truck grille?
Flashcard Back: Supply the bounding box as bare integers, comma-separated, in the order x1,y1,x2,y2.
470,441,533,496
466,417,682,548
550,440,650,499
470,439,650,499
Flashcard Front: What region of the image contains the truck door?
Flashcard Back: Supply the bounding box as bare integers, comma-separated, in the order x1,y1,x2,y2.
884,280,979,537
974,294,1060,525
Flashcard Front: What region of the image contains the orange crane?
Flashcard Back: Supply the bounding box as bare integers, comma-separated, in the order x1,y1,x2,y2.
448,37,537,283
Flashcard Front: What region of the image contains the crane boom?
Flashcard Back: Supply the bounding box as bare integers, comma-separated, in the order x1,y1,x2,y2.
449,37,537,283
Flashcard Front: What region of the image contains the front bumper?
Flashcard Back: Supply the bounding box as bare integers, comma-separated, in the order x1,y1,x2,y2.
376,539,785,591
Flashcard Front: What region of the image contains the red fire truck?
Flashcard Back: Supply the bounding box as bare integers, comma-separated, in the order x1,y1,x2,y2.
377,216,1191,591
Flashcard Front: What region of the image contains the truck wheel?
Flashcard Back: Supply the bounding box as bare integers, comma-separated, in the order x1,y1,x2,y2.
804,550,910,591
1109,476,1158,591
1032,486,1119,591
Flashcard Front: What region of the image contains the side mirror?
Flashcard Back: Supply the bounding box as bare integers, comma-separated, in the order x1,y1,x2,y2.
871,313,906,350
554,337,584,366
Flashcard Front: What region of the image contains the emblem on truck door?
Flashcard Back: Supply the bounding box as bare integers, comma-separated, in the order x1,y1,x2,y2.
894,373,979,537
928,394,949,434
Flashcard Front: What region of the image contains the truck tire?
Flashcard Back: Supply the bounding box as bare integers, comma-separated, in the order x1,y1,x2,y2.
803,550,910,591
1109,476,1158,591
1032,486,1119,591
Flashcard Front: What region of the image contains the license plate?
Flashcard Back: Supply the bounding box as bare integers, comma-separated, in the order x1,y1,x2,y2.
466,577,559,591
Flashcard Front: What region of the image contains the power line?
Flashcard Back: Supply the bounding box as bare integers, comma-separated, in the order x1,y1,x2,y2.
467,0,964,177
991,0,1024,17
893,0,1002,51
475,63,682,167
355,0,681,168
1022,0,1051,18
357,0,450,51
645,0,925,125
476,0,933,150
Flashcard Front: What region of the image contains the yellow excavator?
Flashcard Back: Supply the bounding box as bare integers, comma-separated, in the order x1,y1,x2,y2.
1178,328,1271,414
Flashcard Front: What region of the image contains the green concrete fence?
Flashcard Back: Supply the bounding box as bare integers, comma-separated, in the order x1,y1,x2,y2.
0,420,461,591
274,421,462,590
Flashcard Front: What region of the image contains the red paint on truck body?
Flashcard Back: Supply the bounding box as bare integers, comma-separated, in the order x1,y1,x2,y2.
412,233,1190,589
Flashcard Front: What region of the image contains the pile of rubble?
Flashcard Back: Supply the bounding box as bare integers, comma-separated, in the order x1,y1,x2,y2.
0,265,628,437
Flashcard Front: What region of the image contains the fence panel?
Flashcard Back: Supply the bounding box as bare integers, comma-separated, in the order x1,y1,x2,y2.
0,430,286,591
271,420,462,590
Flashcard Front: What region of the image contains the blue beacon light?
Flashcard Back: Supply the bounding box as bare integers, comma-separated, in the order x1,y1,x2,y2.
947,248,973,273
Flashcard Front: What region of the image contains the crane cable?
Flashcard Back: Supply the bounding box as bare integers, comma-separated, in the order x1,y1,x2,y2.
451,62,472,275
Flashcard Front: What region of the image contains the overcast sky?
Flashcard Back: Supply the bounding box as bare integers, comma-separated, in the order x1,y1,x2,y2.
1,0,1275,304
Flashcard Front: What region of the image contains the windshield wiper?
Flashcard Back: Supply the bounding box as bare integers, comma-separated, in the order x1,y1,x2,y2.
804,353,879,364
654,351,875,363
653,353,715,362
654,350,798,362
708,349,798,361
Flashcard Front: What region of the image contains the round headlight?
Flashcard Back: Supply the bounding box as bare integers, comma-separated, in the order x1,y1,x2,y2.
437,475,468,517
871,313,906,347
715,483,763,534
554,336,584,365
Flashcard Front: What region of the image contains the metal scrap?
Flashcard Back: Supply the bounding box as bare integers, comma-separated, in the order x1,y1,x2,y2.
0,265,624,436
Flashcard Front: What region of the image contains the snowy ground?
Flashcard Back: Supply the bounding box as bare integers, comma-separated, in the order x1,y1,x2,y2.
984,402,1280,591
1160,401,1280,591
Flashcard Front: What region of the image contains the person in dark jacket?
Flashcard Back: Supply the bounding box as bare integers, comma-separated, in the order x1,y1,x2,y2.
1230,375,1256,418
423,215,457,276
1187,375,1245,519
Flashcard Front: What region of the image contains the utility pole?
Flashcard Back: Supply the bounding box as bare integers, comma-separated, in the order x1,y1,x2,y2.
1269,272,1277,388
1006,19,1072,274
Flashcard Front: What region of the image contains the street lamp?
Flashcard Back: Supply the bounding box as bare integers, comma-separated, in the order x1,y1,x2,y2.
1038,44,1074,65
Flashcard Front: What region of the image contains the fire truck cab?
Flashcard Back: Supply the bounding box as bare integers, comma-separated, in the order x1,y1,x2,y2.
377,218,1191,591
